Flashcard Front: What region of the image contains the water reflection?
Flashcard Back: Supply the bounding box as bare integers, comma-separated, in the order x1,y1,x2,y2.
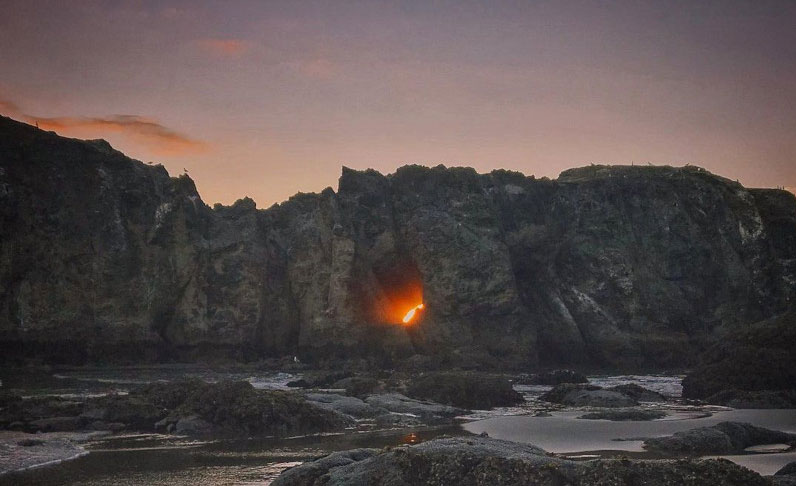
1,426,465,486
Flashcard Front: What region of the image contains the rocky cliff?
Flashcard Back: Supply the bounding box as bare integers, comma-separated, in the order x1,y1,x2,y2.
1,116,794,368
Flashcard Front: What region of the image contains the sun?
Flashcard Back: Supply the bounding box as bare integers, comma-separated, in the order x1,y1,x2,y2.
402,303,425,324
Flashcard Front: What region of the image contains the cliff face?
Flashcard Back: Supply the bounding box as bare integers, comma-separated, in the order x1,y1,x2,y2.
1,116,794,367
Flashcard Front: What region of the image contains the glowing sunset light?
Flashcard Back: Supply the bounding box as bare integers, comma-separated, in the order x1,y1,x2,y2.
402,303,425,324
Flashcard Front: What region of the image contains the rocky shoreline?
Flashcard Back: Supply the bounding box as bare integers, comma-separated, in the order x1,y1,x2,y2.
2,366,795,482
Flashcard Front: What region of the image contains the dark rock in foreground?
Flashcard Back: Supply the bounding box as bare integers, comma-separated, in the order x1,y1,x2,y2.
776,462,796,476
406,372,524,409
644,421,796,455
516,369,588,386
775,463,796,486
273,436,769,485
273,449,380,486
540,384,638,408
579,408,666,421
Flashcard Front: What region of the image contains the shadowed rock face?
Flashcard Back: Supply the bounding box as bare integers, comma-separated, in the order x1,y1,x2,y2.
682,308,796,403
1,116,795,367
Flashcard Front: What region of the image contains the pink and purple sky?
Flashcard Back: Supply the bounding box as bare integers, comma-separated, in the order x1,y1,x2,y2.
1,0,795,205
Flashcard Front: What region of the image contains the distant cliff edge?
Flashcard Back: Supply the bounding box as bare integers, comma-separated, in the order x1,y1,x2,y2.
1,115,794,368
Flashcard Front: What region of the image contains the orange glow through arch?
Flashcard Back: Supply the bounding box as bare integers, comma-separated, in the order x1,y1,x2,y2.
402,303,425,324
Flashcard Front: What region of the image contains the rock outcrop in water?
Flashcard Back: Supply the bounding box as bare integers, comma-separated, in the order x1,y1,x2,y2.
272,436,769,486
0,380,350,437
1,115,795,368
643,421,796,455
540,383,649,408
405,372,523,409
682,308,796,407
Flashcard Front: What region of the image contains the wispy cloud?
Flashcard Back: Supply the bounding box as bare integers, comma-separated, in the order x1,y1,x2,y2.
29,115,207,155
0,98,21,114
1,96,206,156
195,38,249,58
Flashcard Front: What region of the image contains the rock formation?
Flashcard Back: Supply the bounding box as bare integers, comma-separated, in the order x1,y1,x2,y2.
272,436,770,486
682,308,796,405
1,115,795,368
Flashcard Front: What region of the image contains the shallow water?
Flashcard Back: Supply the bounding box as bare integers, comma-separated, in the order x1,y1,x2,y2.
2,370,794,482
463,409,796,452
463,407,796,475
0,366,299,399
0,427,464,485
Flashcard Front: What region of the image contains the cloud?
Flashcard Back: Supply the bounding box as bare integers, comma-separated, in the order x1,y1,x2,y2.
195,38,249,58
27,114,207,156
2,95,206,156
0,98,21,115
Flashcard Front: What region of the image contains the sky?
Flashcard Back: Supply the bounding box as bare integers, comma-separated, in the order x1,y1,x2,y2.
1,0,795,206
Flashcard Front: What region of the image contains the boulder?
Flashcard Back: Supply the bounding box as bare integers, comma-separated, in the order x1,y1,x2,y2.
274,449,378,485
606,384,667,402
174,415,213,436
540,384,637,408
374,413,424,428
273,436,769,485
28,416,84,432
364,393,463,424
304,393,383,419
579,409,666,421
406,372,524,409
682,309,796,403
286,379,310,388
88,394,165,429
150,380,352,436
332,376,380,398
644,421,796,455
705,389,796,409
